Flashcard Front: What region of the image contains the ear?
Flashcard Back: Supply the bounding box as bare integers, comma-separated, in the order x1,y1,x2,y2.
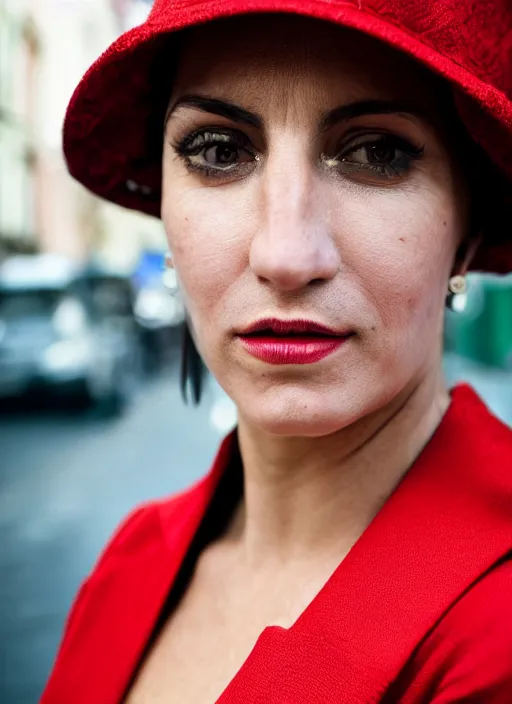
452,234,483,276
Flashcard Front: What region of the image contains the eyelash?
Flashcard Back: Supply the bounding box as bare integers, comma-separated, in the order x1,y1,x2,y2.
330,134,425,179
171,129,255,177
170,129,424,181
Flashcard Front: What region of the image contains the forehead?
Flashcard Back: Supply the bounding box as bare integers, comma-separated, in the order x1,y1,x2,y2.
171,14,443,115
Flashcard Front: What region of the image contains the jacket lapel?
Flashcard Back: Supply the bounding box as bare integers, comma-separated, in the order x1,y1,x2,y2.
42,433,235,704
43,387,512,704
216,386,512,703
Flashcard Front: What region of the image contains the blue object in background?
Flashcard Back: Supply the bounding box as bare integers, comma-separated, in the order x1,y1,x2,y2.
132,250,165,290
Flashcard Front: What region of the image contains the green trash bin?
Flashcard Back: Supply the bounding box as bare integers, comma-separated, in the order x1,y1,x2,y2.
478,275,512,369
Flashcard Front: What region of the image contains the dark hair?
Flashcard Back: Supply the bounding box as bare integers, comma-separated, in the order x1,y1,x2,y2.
180,322,207,405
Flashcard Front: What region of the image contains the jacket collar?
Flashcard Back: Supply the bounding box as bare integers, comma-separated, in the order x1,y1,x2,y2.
211,385,512,702
43,385,512,704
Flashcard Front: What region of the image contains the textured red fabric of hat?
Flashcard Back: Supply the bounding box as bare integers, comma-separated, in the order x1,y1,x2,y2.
63,0,512,273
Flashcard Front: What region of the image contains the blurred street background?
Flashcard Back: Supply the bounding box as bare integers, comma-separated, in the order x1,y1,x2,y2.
0,0,511,701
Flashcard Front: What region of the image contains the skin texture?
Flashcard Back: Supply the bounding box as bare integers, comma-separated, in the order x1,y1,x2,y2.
124,15,479,704
158,11,480,567
163,14,470,438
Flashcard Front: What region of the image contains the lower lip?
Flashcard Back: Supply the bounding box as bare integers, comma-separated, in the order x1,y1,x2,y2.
237,335,350,364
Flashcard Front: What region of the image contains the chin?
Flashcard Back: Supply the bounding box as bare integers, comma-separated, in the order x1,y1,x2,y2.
237,387,361,438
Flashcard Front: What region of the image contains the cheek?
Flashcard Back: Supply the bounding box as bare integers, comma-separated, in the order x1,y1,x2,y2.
161,174,252,321
333,184,460,334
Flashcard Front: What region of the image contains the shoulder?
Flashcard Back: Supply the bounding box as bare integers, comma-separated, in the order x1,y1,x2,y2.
423,556,512,663
63,470,212,616
40,430,236,703
395,385,512,703
93,502,161,570
55,433,235,643
90,478,210,578
394,557,512,703
445,384,512,495
91,433,236,573
450,383,512,447
53,494,178,637
40,479,215,697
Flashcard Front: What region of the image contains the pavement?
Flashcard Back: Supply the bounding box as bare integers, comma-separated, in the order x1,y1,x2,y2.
0,354,509,703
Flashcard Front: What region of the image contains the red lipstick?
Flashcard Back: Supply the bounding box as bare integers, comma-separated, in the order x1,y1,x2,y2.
236,318,353,365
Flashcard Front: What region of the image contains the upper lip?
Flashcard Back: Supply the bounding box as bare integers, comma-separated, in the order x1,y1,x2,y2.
237,318,352,337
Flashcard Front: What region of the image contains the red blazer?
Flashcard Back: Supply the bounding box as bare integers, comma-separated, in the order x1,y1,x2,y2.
41,385,512,703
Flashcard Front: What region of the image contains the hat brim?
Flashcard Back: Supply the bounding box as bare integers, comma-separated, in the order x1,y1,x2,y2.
63,0,512,273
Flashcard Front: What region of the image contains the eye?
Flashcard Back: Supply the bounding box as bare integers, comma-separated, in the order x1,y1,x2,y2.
350,140,402,167
203,144,240,167
171,130,256,177
325,134,424,180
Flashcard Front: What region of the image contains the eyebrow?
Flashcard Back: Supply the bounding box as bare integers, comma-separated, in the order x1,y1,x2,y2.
166,94,425,132
167,95,263,128
319,100,425,131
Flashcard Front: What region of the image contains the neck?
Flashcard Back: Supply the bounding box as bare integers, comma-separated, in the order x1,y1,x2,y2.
230,367,451,567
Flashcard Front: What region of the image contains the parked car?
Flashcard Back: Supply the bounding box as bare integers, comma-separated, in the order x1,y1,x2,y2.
0,254,140,416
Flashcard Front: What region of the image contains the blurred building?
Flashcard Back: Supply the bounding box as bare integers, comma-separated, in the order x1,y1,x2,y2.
111,0,153,31
1,0,164,269
0,0,40,257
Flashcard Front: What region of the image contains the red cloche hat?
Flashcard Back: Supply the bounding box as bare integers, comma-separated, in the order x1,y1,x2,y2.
64,0,512,274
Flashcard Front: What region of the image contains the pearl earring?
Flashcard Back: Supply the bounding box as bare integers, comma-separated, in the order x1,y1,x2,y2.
448,275,467,295
446,274,468,312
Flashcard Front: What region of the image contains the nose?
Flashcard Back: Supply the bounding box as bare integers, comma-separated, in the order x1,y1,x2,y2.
249,151,341,292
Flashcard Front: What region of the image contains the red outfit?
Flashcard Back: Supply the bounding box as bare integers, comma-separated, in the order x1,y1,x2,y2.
41,385,512,703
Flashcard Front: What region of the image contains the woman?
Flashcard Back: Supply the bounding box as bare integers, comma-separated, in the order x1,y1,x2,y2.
41,2,512,703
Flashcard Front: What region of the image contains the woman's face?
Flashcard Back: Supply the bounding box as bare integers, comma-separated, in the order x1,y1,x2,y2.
162,14,468,436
